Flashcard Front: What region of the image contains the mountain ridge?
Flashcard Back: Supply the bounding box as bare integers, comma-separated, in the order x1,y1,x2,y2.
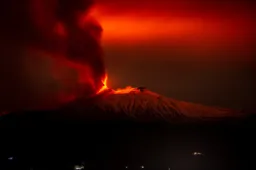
0,87,252,126
60,87,247,122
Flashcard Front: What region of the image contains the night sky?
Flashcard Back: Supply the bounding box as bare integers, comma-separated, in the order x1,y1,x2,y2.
0,0,255,111
93,0,256,109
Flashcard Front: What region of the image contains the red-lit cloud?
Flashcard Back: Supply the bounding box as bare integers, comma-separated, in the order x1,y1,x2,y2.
90,0,254,49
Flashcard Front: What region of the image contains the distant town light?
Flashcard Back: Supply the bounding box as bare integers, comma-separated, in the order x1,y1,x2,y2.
193,152,204,156
8,157,13,160
74,165,84,170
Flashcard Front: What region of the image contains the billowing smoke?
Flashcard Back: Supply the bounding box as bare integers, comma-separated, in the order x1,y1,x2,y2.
0,0,106,111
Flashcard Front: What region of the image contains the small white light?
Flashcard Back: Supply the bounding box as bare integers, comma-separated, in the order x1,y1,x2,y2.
141,165,144,169
193,152,203,156
74,165,84,170
8,157,13,160
125,166,128,169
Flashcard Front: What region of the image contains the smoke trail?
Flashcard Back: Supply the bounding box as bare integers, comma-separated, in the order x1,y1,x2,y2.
0,0,105,111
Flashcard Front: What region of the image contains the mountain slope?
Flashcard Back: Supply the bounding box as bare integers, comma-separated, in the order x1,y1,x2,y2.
0,87,251,127
61,87,246,122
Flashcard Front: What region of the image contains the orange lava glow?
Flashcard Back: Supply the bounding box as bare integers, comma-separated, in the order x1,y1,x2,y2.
97,74,108,94
97,74,137,95
114,86,137,94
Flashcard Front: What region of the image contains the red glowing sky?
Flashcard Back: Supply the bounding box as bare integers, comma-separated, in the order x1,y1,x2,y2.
0,0,254,111
11,0,252,110
89,0,256,109
91,0,254,49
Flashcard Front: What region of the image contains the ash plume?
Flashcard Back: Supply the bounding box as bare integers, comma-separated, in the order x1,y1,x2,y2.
0,0,105,111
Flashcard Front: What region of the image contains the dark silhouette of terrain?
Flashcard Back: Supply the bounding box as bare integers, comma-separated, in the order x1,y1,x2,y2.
0,88,255,170
0,87,254,127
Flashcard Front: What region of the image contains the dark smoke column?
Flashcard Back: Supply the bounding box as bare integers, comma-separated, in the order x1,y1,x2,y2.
56,0,106,95
0,0,106,111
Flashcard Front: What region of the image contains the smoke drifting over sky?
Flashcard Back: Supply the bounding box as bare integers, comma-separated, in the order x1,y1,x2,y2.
0,0,105,111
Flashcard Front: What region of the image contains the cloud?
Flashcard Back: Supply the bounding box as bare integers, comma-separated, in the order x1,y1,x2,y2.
0,0,105,111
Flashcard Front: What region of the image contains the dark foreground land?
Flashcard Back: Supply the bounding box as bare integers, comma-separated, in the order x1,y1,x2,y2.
0,110,256,170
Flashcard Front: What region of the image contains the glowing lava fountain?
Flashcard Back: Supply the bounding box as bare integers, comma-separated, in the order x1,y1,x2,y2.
96,74,136,95
97,75,109,94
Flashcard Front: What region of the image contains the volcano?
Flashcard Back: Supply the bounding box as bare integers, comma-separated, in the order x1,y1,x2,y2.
60,86,248,122
0,85,252,128
0,0,254,127
51,75,248,123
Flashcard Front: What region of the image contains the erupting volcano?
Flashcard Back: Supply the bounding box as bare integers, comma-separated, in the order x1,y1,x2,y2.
56,72,247,123
0,0,254,125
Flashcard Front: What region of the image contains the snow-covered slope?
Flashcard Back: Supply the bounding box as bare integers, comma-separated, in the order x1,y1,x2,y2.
61,87,246,122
